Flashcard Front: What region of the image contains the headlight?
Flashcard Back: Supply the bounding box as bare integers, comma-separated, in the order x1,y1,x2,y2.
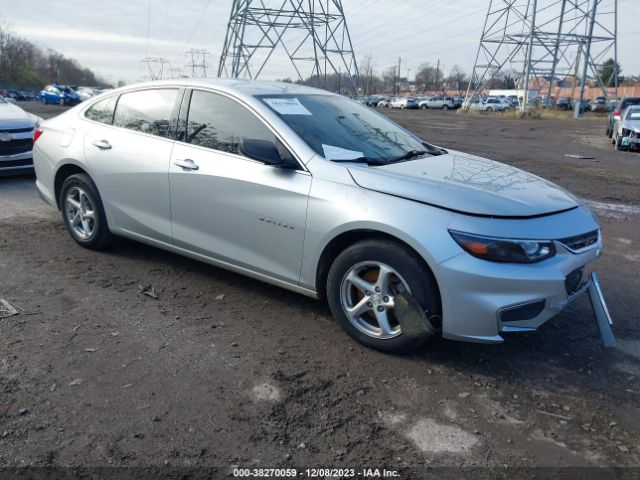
449,230,556,263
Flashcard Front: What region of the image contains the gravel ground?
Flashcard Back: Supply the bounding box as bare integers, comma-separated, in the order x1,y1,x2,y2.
1,103,639,478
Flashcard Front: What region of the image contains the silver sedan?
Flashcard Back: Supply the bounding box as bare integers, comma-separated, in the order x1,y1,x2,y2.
33,79,604,353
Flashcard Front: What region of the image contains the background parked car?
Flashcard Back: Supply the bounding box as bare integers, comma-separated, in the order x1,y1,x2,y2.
390,97,417,109
589,96,608,112
482,97,507,112
612,106,640,151
40,84,81,106
75,87,98,102
421,95,457,110
554,97,573,110
377,97,391,108
607,97,640,138
0,96,41,175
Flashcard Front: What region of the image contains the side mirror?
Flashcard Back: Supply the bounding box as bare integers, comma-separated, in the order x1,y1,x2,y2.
240,138,298,170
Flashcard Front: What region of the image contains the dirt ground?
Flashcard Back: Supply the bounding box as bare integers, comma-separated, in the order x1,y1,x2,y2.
1,102,640,478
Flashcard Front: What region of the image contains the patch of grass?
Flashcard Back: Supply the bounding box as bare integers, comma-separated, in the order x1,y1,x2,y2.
457,108,607,121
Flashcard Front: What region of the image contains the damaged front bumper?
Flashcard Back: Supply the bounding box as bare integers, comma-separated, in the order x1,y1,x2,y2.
436,239,614,346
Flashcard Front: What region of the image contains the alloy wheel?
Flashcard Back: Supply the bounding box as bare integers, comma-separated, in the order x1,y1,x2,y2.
65,187,96,240
340,261,411,340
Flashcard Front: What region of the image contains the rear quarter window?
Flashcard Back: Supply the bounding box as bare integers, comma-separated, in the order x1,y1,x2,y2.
85,96,116,124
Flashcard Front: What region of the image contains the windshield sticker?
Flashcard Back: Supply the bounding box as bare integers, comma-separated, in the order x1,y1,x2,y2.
263,97,312,115
322,144,364,161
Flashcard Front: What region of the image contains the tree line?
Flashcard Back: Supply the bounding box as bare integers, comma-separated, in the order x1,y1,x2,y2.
0,19,112,89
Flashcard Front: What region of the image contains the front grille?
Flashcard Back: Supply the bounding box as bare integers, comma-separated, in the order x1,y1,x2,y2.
565,268,584,295
0,158,33,168
0,127,34,134
0,138,33,156
559,230,598,251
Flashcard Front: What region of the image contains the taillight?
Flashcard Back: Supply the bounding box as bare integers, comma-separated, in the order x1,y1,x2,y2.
33,127,43,143
614,108,621,116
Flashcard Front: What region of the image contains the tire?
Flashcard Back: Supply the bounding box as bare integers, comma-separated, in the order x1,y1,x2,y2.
420,104,427,110
41,97,46,105
615,135,623,151
400,105,405,109
606,126,611,138
59,173,113,250
486,107,493,112
326,239,441,354
59,98,65,106
442,105,449,110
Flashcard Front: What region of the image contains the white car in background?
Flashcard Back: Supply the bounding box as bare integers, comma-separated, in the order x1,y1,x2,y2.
0,97,42,175
76,87,98,102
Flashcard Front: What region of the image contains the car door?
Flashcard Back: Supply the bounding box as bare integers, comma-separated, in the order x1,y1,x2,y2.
168,89,312,284
83,88,180,244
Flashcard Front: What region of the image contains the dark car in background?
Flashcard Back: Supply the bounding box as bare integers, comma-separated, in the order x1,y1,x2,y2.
607,97,640,139
40,84,81,106
554,97,573,110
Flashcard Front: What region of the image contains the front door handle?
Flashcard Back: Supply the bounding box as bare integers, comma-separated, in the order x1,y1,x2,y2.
92,139,111,150
173,158,199,170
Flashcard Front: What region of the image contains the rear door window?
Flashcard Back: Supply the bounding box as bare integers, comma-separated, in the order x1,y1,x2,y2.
113,89,178,139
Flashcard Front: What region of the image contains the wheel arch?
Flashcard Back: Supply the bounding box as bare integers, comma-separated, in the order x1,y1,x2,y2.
54,163,91,210
314,229,441,308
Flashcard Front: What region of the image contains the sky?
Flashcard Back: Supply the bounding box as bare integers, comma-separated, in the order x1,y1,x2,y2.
2,0,639,85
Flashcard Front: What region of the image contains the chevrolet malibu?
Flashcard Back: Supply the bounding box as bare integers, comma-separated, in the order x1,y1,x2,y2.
1,96,41,175
33,79,603,353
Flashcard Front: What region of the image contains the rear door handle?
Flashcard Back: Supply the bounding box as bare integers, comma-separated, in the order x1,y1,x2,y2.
173,158,199,170
92,139,111,150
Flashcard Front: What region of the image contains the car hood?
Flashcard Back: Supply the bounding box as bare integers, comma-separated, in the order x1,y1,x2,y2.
621,120,640,132
347,151,578,217
0,103,36,129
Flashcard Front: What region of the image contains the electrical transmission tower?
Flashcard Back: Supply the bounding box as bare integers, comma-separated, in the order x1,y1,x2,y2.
140,57,172,81
466,0,617,115
218,0,360,94
185,49,212,78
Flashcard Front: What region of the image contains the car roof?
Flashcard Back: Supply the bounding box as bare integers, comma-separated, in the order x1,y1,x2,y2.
113,78,337,98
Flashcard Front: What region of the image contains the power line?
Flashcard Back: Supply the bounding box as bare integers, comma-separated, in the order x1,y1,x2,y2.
183,0,214,50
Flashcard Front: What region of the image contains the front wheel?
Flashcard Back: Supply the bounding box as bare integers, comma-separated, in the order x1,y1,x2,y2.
442,105,449,110
615,134,623,151
59,174,113,250
420,104,427,110
327,239,441,354
486,107,493,112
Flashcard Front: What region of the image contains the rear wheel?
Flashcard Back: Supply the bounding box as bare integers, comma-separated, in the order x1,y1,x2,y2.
486,107,493,112
327,239,440,354
442,105,449,110
59,174,112,250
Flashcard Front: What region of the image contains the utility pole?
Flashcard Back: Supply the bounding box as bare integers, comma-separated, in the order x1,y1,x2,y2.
435,59,440,92
396,57,402,95
218,0,360,95
522,0,538,110
465,0,617,112
574,0,598,119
